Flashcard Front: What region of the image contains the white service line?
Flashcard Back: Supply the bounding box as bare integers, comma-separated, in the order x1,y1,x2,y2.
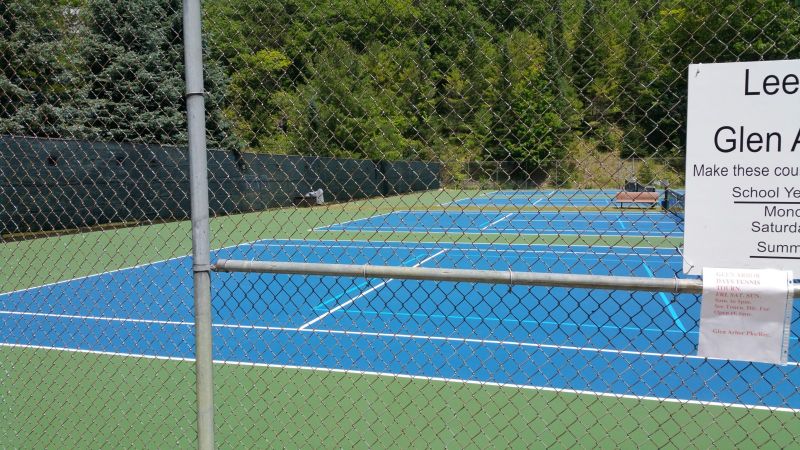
251,238,683,251
312,210,401,231
480,212,515,231
311,226,682,238
0,310,193,326
306,328,702,361
250,242,678,260
439,196,471,206
0,255,188,297
297,248,448,330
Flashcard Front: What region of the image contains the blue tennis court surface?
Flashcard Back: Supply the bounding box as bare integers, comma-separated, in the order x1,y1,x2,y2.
1,239,798,410
447,189,621,207
320,210,683,237
445,189,685,208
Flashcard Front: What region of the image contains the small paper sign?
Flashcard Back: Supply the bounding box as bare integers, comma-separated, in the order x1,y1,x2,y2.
699,268,793,364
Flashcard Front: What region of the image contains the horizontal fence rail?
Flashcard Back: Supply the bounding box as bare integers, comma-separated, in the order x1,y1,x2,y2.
214,259,800,298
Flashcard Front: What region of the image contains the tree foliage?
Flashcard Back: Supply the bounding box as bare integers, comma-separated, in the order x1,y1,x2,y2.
0,0,84,136
3,0,800,181
78,0,234,147
639,0,800,152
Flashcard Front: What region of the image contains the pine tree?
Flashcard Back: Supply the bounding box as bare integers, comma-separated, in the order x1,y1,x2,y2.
0,0,85,137
80,0,234,148
571,0,603,109
618,1,651,157
490,32,570,181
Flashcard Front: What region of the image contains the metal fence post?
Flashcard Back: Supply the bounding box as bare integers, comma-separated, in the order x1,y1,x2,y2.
182,0,214,448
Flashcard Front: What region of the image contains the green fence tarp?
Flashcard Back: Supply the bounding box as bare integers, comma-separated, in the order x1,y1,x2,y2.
0,136,441,234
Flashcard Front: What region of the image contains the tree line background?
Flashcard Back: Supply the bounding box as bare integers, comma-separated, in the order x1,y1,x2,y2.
2,0,799,186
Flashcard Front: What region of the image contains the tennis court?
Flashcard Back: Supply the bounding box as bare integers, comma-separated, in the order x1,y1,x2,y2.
3,236,798,410
320,210,683,237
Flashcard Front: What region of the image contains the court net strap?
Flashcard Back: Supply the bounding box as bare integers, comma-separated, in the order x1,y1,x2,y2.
213,259,799,298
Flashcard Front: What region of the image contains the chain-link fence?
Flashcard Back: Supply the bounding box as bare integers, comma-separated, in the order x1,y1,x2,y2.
2,0,799,447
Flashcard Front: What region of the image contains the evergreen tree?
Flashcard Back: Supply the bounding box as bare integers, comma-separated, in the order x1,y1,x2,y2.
543,2,577,182
486,40,514,162
571,0,603,110
0,0,85,137
645,0,800,152
491,32,570,181
618,1,653,157
80,0,234,148
545,0,568,98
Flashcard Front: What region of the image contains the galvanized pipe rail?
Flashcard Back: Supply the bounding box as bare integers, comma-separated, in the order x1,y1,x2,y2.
213,260,800,298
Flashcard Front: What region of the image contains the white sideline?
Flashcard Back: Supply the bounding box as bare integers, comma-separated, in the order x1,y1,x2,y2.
311,210,399,231
2,309,796,363
1,341,797,414
297,249,448,330
255,238,683,251
480,212,515,231
250,241,682,259
313,226,682,238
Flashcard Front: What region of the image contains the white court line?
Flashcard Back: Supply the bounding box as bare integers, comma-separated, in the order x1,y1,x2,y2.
480,212,515,231
0,310,194,326
341,211,677,230
320,225,678,233
1,341,796,414
315,226,682,238
438,196,473,206
249,243,680,260
0,254,191,297
307,328,707,361
0,310,299,332
257,238,683,252
312,210,402,231
297,249,448,330
3,308,796,362
383,209,672,216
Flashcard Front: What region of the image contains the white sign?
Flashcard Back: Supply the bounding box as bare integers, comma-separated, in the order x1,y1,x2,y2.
684,59,800,275
698,268,793,364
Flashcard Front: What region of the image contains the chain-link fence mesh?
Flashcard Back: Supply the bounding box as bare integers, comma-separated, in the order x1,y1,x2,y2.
1,0,799,447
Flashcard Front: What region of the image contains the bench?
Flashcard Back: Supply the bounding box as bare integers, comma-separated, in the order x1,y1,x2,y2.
613,191,660,208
